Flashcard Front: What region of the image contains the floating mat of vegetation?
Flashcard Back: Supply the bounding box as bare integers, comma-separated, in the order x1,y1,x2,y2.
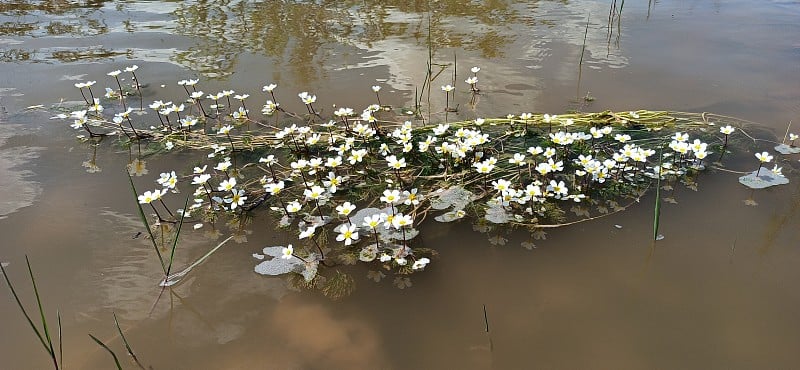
51,67,797,297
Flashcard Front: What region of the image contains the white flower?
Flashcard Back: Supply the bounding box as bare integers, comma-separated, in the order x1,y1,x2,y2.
74,81,96,88
264,181,285,195
138,189,166,204
372,85,381,92
347,149,368,164
336,224,359,245
403,188,421,206
509,153,526,166
215,157,232,171
471,66,481,73
386,155,406,169
381,189,401,204
412,257,430,270
281,244,294,260
262,83,277,92
755,151,773,163
299,225,316,239
433,123,450,136
180,117,198,127
124,65,139,72
336,202,356,216
259,155,277,165
720,125,735,135
218,177,236,191
465,76,478,85
299,92,317,105
304,185,325,200
286,200,302,213
192,174,211,185
232,107,248,120
323,172,343,193
672,132,689,142
225,189,247,209
547,180,569,198
89,98,103,113
492,179,512,192
473,160,495,174
363,214,384,229
614,134,631,143
771,165,784,177
157,171,178,189
334,107,353,117
391,213,413,229
219,125,233,135
107,70,122,77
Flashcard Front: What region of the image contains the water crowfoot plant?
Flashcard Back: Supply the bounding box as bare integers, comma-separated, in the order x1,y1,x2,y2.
56,65,798,297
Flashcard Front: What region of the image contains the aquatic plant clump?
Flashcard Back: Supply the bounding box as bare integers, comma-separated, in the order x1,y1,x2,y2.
55,66,794,294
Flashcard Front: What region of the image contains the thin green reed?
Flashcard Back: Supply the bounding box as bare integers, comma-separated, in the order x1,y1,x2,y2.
88,334,123,370
1,257,62,369
114,313,146,369
653,145,664,241
166,193,191,277
127,172,168,275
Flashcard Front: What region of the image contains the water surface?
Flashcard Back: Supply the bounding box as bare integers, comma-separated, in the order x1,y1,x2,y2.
1,1,799,368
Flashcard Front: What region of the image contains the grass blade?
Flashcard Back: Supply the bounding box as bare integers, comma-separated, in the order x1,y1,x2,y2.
1,260,50,357
88,334,122,370
127,172,168,275
165,193,191,276
25,256,58,368
57,310,63,368
114,312,146,369
653,146,664,240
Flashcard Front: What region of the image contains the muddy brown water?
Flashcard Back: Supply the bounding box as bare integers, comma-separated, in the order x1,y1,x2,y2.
1,1,799,369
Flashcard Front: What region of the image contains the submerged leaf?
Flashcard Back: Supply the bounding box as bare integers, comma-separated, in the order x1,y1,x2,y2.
321,271,355,300
532,229,547,240
570,206,590,217
393,276,412,289
367,270,385,282
488,235,507,246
